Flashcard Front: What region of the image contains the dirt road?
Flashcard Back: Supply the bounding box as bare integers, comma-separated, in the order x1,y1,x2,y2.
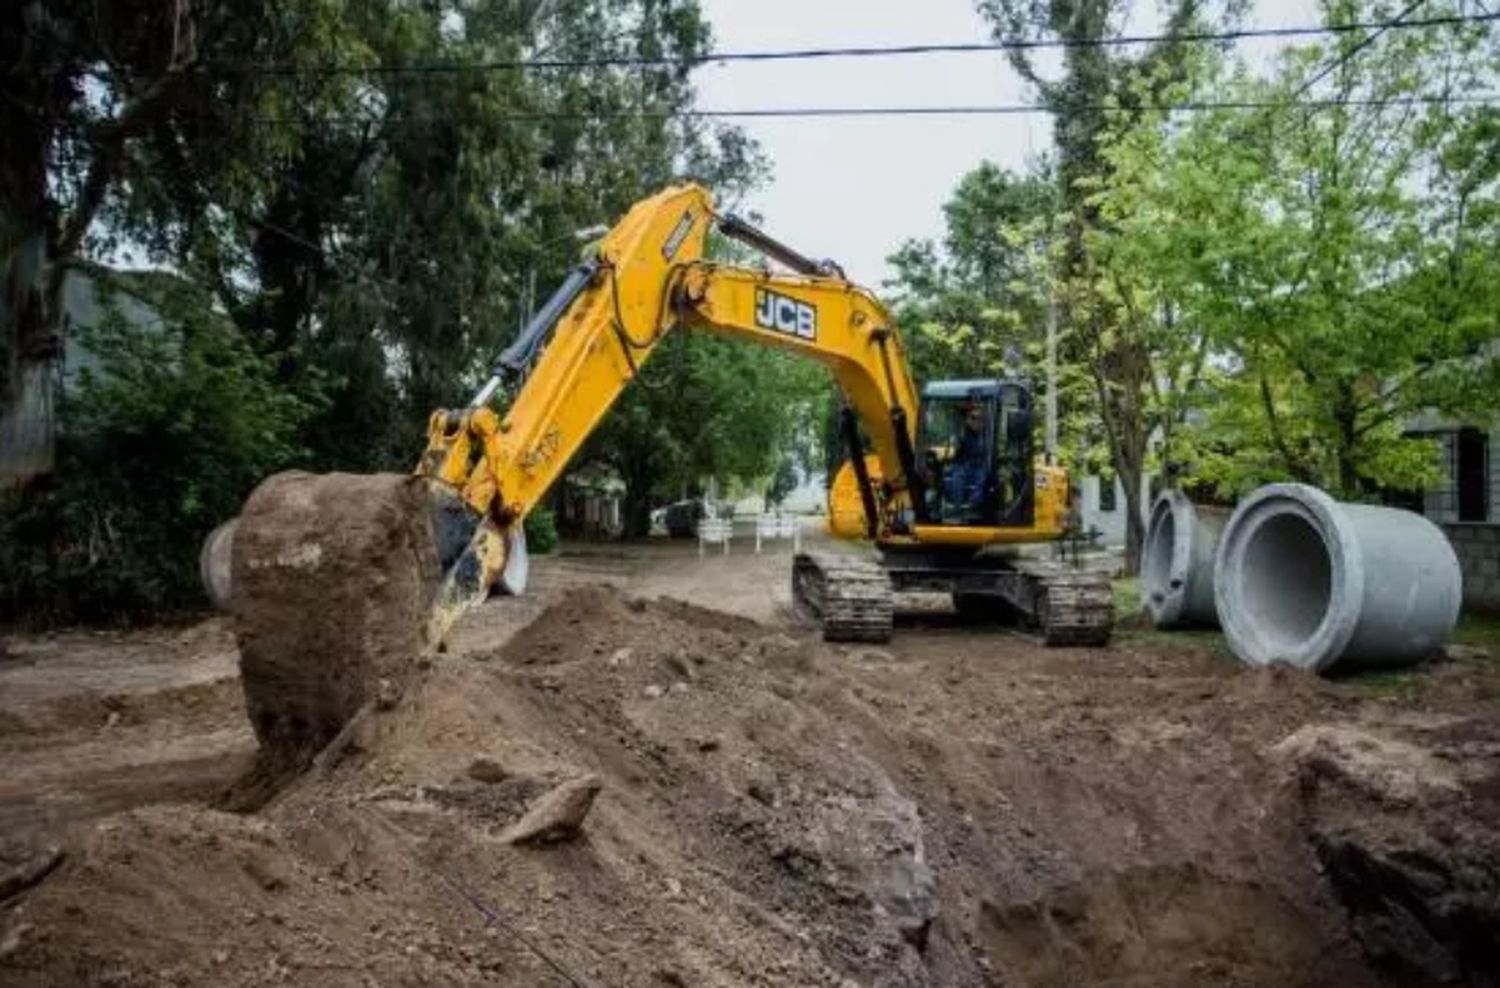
2,536,1498,986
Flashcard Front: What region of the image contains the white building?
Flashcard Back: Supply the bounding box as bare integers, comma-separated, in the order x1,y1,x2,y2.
1077,471,1154,548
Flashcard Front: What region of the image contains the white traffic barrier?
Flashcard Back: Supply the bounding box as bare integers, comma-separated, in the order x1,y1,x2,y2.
754,515,802,553
1214,483,1462,673
697,517,733,556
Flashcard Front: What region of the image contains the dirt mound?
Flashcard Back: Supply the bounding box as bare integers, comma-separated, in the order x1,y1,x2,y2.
0,804,540,986
232,471,441,771
7,582,1499,986
1283,720,1500,986
498,583,761,667
0,679,240,745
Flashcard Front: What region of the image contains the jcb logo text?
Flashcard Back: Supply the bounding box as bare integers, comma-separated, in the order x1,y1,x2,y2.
754,289,817,341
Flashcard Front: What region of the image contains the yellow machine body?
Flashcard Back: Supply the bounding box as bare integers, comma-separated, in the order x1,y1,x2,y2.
412,182,1077,640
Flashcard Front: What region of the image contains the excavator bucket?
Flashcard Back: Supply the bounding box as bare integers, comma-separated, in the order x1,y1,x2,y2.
214,470,510,771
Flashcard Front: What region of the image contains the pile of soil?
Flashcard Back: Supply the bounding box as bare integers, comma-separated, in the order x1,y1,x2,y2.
4,584,1499,986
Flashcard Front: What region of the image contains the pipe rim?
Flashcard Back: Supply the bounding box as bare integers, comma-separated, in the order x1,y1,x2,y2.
1214,484,1363,672
199,518,238,611
1143,491,1194,625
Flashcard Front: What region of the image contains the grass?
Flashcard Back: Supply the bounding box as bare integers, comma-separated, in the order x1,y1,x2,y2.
1113,576,1143,621
1110,577,1232,656
1329,610,1497,700
1110,578,1499,690
1451,608,1500,655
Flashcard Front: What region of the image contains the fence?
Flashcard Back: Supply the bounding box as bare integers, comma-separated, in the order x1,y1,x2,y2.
697,517,734,556
754,515,801,554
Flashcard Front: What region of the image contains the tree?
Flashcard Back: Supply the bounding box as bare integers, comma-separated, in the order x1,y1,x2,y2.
1089,1,1500,499
0,0,325,486
585,334,828,536
766,458,799,509
118,0,766,472
976,0,1231,571
3,0,778,618
0,273,319,622
886,162,1057,383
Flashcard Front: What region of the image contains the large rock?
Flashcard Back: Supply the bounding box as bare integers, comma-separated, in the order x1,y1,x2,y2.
500,775,603,845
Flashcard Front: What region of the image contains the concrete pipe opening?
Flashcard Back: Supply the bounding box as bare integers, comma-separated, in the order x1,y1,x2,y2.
1142,502,1176,604
1214,483,1462,673
1143,492,1227,629
1236,512,1332,657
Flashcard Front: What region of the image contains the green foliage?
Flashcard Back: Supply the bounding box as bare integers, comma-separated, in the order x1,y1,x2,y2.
766,459,799,508
973,0,1237,572
0,277,319,623
1088,1,1500,500
584,334,829,535
887,162,1058,384
886,160,1113,478
4,1,774,618
523,507,560,556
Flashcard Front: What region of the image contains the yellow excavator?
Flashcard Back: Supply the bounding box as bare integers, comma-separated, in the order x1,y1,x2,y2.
209,183,1111,756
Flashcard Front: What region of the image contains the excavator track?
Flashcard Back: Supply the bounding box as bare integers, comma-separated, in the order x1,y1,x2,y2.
792,551,894,643
1023,564,1115,646
885,553,1115,647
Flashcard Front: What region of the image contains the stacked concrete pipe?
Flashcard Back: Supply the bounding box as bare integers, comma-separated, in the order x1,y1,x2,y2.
1213,483,1462,673
1142,491,1230,628
199,518,238,610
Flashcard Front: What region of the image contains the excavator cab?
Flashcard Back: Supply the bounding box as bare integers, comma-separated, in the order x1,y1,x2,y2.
917,380,1034,528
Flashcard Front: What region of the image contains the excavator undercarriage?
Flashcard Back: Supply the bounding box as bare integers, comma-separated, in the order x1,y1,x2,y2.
791,550,1114,646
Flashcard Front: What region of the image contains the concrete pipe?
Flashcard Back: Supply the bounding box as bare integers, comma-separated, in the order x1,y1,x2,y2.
199,518,238,611
1142,491,1230,629
1213,483,1461,673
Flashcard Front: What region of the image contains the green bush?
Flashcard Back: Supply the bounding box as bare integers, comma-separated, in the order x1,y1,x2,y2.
523,506,560,555
0,280,319,624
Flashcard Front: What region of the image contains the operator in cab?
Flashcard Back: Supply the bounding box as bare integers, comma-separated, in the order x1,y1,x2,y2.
945,402,988,522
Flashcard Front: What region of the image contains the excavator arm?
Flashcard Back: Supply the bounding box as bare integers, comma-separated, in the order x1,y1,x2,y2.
416,182,926,643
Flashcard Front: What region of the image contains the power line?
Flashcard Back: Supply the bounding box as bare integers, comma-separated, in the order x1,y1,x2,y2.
645,95,1498,118
206,94,1498,128
51,10,1500,80
1294,0,1431,97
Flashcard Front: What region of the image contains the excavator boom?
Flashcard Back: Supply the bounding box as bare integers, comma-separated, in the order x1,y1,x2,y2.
411,182,938,644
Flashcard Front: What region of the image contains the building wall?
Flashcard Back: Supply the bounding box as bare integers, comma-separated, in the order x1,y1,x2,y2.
1078,472,1154,548
1412,422,1498,608
1444,523,1500,609
1421,429,1500,524
61,269,165,389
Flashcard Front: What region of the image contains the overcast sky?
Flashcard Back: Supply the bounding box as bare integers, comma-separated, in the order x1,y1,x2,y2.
695,0,1316,287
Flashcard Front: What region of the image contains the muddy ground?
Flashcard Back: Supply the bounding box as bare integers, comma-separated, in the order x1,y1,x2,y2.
2,534,1498,987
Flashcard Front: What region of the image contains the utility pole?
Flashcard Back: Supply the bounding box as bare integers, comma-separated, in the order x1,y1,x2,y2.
1045,292,1059,463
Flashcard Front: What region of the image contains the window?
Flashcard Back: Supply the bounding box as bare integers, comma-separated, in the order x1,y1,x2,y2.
1457,427,1489,522
1099,475,1117,512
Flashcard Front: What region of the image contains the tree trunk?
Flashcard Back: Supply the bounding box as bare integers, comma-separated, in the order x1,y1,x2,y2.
0,232,63,488
1117,457,1145,575
1,60,63,490
622,486,652,539
617,454,656,539
1334,381,1360,498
